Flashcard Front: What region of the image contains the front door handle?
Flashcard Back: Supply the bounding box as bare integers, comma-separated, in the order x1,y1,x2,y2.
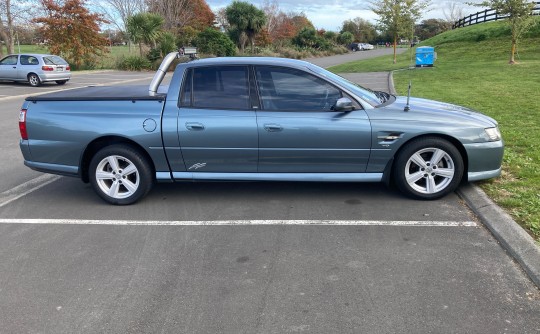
185,122,205,131
264,123,283,132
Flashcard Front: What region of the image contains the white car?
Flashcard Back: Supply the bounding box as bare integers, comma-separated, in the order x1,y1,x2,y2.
359,43,374,50
0,54,71,87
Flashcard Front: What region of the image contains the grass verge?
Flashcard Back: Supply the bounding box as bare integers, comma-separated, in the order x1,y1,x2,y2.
329,20,540,241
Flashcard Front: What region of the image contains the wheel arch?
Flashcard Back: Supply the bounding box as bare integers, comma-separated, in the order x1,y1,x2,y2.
80,136,156,183
383,133,469,186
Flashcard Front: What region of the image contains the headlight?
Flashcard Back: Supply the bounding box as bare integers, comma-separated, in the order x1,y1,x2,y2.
485,127,501,141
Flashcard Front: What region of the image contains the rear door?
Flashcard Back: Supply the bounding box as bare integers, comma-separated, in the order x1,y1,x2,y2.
254,65,372,173
176,65,258,173
0,55,19,80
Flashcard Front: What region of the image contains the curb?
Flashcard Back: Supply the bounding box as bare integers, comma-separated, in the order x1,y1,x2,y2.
457,183,540,288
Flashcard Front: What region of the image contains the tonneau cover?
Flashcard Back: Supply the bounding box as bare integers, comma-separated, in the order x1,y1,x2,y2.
25,85,166,101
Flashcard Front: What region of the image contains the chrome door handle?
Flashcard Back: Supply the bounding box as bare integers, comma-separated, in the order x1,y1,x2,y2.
264,124,283,132
185,122,205,131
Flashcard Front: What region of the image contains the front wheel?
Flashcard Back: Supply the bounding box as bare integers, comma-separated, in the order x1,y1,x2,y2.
393,137,464,200
89,145,153,205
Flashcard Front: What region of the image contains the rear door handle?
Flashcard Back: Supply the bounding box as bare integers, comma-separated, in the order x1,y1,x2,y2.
264,123,283,132
185,122,205,131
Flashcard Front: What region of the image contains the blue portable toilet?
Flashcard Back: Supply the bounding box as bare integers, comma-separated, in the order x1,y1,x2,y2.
416,46,436,67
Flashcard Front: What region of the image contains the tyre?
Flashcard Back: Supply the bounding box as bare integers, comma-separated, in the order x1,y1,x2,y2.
393,137,464,200
89,145,153,205
28,73,41,87
56,80,67,85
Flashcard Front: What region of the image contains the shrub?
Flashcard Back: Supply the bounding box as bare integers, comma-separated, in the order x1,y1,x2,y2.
116,56,152,71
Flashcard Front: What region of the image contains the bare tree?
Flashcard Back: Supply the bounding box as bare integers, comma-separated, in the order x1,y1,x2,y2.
97,0,146,32
0,0,15,54
443,1,465,23
260,0,279,36
146,0,194,31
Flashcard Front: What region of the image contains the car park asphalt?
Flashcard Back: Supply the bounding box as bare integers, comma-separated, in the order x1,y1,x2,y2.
0,49,539,333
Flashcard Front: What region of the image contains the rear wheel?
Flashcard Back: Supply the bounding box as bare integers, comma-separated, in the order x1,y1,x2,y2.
56,80,67,85
89,145,153,205
393,137,464,200
28,73,41,87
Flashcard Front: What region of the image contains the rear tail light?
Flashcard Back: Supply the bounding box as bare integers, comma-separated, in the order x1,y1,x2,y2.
66,66,70,71
42,66,54,71
19,109,28,140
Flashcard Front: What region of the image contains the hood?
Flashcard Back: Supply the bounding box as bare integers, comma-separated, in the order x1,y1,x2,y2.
382,96,498,127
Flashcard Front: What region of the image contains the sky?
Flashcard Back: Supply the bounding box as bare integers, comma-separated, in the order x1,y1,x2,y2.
206,0,487,31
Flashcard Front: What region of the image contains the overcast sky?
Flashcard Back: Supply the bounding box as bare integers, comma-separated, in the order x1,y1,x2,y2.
206,0,487,31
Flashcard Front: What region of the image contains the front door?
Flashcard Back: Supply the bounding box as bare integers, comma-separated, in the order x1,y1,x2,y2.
254,65,372,173
0,55,19,80
177,65,258,173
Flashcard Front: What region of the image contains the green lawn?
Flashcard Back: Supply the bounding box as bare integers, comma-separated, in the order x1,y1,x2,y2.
329,20,540,241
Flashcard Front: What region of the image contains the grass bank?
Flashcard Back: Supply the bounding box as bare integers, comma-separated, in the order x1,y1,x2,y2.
329,19,540,241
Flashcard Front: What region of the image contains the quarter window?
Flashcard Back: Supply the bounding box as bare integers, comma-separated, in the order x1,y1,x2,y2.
20,55,40,65
255,66,342,111
185,66,250,110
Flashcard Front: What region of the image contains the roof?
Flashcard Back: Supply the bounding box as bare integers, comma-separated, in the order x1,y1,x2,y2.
183,56,315,69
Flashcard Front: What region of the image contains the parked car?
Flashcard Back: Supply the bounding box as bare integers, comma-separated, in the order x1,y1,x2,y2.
0,54,71,87
19,53,503,205
350,43,374,51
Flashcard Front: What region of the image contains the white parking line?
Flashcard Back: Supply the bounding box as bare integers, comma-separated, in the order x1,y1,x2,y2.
0,174,61,208
0,219,478,227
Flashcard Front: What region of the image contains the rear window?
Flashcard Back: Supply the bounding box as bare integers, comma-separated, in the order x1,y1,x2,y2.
43,56,68,65
185,66,250,110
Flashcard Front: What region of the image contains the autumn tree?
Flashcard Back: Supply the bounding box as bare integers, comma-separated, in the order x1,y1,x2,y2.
97,0,146,32
33,0,109,68
225,1,267,53
370,0,430,63
146,0,214,33
477,0,536,64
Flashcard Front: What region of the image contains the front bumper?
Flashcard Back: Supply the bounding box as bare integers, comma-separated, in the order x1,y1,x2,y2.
464,140,504,181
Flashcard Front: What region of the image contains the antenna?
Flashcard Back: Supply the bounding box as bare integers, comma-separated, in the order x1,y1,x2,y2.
404,81,412,112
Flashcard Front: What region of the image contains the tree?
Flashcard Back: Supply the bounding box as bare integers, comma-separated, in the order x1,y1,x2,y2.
370,0,430,63
415,18,451,40
97,0,146,32
476,0,536,64
147,0,214,33
337,31,354,46
33,0,109,68
341,17,377,42
126,12,163,57
442,1,465,24
225,1,267,53
195,28,236,56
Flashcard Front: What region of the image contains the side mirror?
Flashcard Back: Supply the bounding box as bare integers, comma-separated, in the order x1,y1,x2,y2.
333,97,354,112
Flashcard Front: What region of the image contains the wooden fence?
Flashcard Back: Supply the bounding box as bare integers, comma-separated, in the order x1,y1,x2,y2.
452,2,540,29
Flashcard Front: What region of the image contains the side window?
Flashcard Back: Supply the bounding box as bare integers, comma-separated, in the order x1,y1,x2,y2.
20,56,39,66
0,55,18,66
188,66,250,110
255,66,342,111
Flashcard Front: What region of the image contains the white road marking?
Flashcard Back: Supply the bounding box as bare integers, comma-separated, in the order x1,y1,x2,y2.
0,174,61,208
0,219,477,227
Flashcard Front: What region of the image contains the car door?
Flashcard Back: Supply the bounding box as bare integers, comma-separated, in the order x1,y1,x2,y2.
0,55,19,80
176,65,258,173
254,65,372,173
18,55,39,80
